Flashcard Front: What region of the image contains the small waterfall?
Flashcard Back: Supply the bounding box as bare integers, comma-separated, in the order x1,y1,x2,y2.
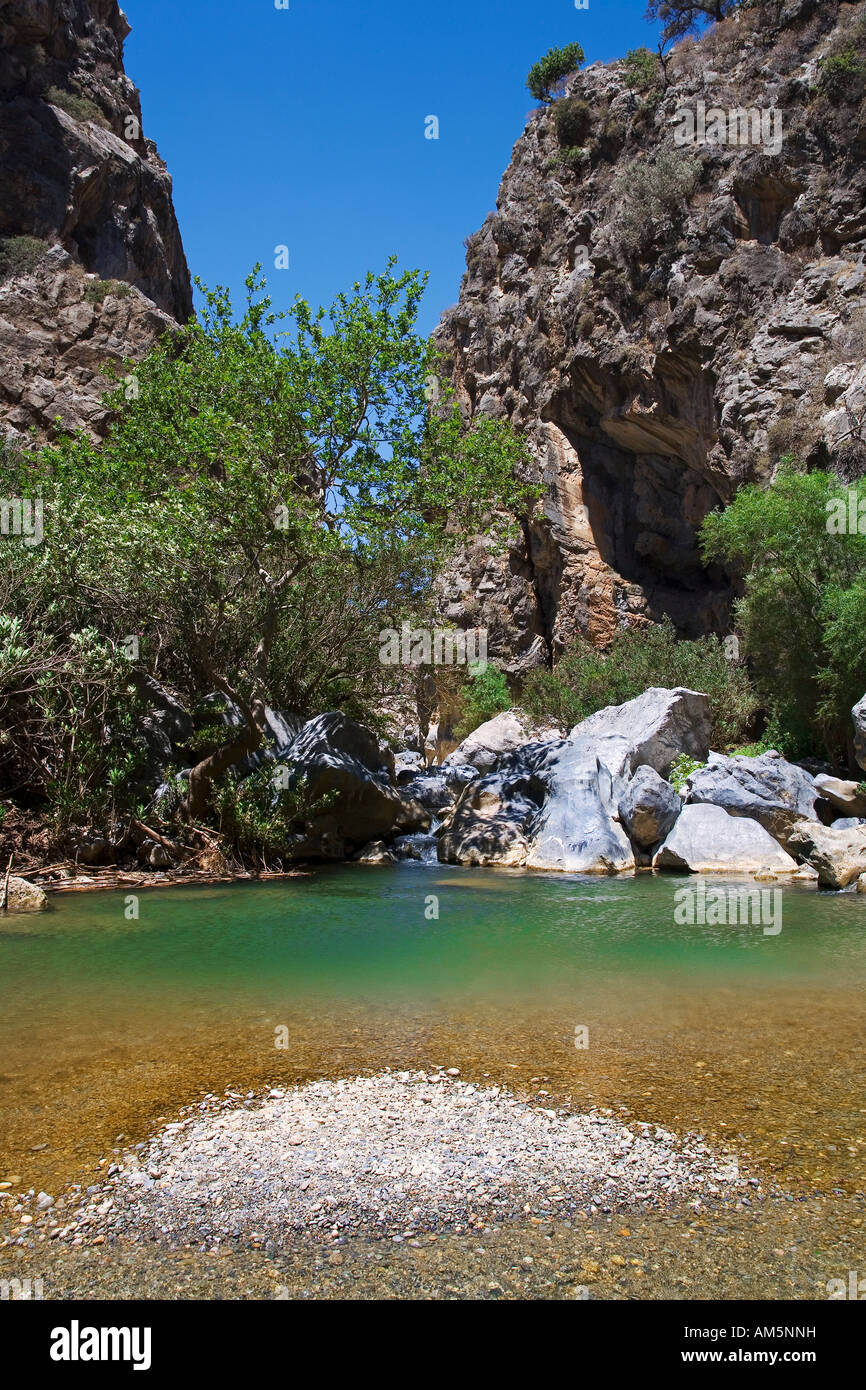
391,820,441,865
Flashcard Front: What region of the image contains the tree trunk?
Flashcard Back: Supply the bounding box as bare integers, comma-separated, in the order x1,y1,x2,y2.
184,682,268,820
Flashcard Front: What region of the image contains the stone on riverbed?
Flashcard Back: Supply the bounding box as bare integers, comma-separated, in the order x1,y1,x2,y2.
653,804,798,874
812,775,866,820
2,877,48,913
683,750,821,850
786,820,866,890
618,766,682,849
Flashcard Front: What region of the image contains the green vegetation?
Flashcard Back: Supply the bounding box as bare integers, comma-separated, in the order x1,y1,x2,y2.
818,46,866,103
526,44,585,104
547,146,587,175
620,48,659,92
0,235,48,282
453,664,512,742
44,85,104,124
670,753,705,794
612,150,701,256
555,96,591,147
0,263,532,844
84,278,132,304
701,467,866,765
521,617,758,751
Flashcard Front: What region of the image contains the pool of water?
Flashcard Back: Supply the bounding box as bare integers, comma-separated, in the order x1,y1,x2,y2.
2,864,865,1198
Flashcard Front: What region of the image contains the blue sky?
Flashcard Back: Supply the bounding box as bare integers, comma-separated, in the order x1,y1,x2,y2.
124,0,661,336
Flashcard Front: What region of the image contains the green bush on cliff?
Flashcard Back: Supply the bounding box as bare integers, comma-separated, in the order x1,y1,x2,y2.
612,150,701,256
521,617,758,751
0,235,48,282
526,44,585,104
620,48,659,92
555,96,591,147
701,467,866,765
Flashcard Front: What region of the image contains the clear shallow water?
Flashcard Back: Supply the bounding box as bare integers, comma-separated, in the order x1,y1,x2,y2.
2,865,866,1197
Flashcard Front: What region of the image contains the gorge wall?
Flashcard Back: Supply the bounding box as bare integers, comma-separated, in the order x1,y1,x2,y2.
0,0,191,439
434,0,866,674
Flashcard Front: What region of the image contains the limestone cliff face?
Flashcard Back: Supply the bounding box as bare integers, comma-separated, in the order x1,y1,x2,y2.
434,0,866,673
0,0,192,438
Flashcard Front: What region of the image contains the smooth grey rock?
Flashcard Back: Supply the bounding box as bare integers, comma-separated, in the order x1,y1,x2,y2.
2,877,48,913
619,767,682,849
445,710,559,776
278,712,402,845
832,817,866,831
523,736,636,873
853,694,866,773
653,804,798,874
394,750,425,784
355,841,395,864
787,820,866,890
571,688,711,778
684,749,820,848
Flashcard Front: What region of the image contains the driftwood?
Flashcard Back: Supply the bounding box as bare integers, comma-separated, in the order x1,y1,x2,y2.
132,819,194,858
41,865,309,895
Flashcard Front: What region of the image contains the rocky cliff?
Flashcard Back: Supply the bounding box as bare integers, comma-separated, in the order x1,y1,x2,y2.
0,0,192,439
434,0,866,673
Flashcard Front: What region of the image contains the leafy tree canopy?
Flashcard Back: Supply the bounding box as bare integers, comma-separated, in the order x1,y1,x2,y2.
3,262,533,818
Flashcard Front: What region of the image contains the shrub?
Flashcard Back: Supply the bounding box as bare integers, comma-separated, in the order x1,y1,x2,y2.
453,663,511,741
84,278,132,304
612,150,701,256
521,617,758,751
701,466,866,765
527,44,585,104
44,85,104,124
547,146,587,175
0,235,47,282
670,753,705,793
621,47,659,92
555,96,591,147
211,765,336,860
818,47,866,103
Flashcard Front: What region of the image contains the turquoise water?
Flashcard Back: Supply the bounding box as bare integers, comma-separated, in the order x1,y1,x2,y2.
2,865,865,1196
3,865,864,1008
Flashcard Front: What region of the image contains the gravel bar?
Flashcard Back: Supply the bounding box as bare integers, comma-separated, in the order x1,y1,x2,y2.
42,1070,746,1248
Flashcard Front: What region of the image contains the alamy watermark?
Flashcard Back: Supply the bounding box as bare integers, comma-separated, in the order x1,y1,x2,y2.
673,100,783,156
674,883,782,936
826,489,866,534
1,1276,43,1299
0,497,42,546
827,1270,866,1299
379,622,488,670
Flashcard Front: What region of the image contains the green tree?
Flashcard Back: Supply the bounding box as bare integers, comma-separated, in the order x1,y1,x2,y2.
526,44,585,104
700,467,866,765
645,1,735,44
3,263,532,820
